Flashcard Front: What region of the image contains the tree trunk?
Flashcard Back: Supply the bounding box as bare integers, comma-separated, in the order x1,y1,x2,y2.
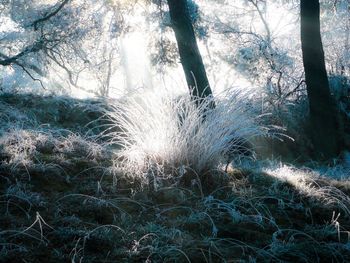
167,0,213,101
300,0,341,159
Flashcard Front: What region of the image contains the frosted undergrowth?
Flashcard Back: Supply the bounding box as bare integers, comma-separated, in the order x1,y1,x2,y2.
103,89,272,179
254,161,350,216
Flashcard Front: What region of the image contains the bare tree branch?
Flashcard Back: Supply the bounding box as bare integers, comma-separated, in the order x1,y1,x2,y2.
0,40,44,66
15,62,46,89
0,0,70,90
31,0,70,30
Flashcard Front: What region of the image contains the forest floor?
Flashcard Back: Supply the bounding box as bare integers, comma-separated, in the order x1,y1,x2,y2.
0,94,350,262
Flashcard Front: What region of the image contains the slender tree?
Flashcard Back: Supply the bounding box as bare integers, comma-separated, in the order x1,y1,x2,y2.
300,0,341,159
167,0,213,101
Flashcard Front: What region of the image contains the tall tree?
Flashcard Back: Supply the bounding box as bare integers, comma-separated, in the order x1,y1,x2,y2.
167,0,213,101
300,0,341,159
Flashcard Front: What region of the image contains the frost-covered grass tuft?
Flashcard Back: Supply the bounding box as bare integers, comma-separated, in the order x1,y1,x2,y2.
103,89,270,179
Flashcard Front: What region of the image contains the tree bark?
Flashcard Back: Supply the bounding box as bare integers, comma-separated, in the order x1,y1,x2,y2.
167,0,213,101
300,0,341,159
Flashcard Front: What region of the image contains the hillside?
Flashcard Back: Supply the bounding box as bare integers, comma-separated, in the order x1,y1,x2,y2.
0,94,350,262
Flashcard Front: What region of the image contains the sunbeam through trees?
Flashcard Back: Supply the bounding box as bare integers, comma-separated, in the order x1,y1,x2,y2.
0,0,350,262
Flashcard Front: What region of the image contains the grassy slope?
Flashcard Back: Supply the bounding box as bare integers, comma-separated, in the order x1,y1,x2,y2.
0,94,349,262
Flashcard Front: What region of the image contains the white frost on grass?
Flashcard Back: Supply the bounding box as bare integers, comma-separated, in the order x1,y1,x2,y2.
103,89,270,178
262,163,350,216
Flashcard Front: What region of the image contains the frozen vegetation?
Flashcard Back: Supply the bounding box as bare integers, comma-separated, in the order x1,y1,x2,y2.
1,0,350,262
0,93,349,262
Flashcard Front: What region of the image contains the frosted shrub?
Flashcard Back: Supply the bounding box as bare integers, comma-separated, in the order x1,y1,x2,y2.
104,89,270,179
0,129,43,168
